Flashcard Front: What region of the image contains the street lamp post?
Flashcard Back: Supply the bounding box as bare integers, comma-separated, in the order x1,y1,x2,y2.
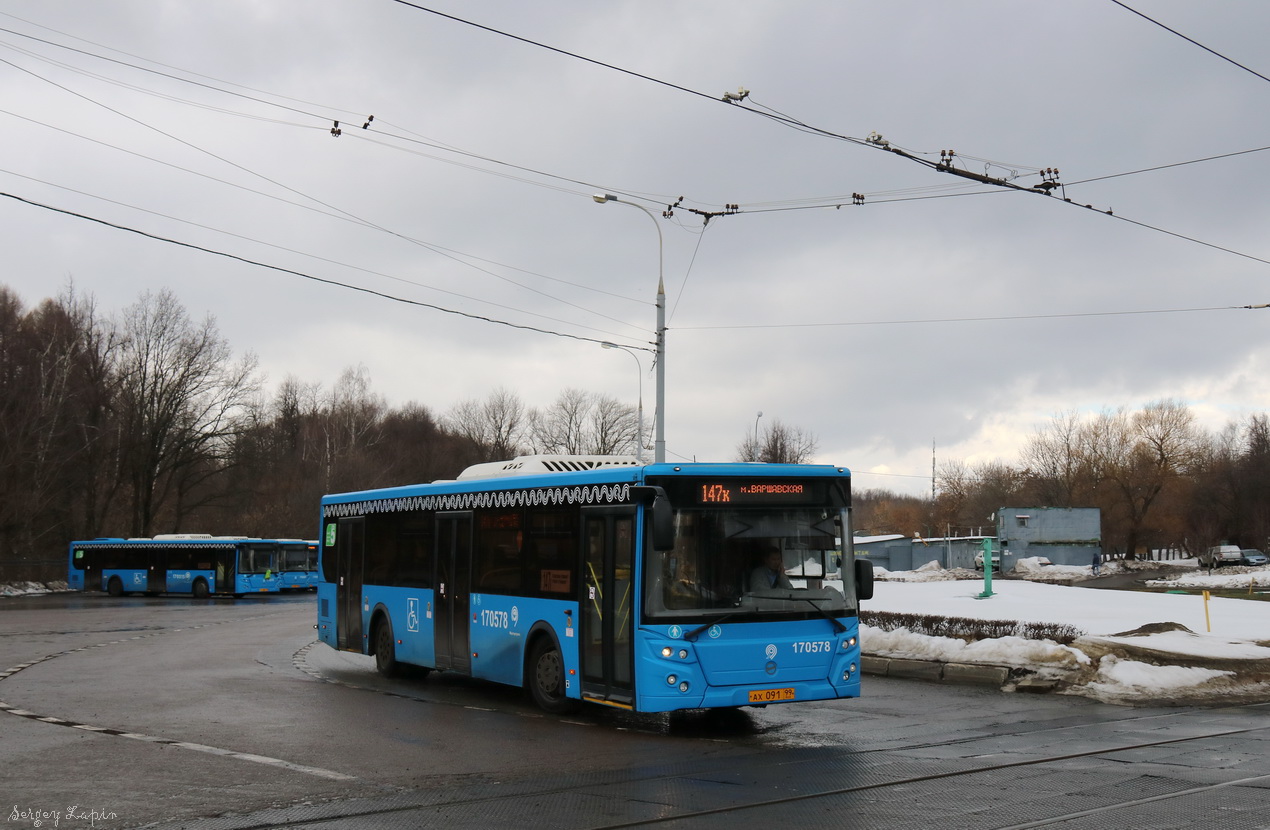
601,342,644,463
593,193,666,463
754,411,763,461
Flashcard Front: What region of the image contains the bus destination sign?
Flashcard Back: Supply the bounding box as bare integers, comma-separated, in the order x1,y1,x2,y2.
697,481,811,504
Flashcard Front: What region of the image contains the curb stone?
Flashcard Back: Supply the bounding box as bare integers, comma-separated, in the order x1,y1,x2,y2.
862,654,1011,687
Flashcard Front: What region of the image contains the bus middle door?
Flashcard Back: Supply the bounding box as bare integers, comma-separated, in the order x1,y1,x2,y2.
434,512,473,674
147,548,165,594
581,506,636,705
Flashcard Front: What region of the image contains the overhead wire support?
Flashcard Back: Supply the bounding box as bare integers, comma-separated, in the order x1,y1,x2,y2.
864,133,1123,216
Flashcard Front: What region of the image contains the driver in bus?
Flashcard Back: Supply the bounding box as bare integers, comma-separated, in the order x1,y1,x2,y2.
750,547,793,591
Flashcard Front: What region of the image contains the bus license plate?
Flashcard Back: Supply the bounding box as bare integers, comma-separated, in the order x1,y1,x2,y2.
748,688,795,703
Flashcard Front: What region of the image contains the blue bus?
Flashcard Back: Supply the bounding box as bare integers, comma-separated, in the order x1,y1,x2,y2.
68,535,283,598
316,456,872,714
278,540,320,591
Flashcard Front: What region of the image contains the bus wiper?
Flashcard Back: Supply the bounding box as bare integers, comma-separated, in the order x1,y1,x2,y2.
685,613,736,641
797,598,847,634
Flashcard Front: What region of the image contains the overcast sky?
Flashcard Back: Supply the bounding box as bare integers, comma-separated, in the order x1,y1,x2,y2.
3,1,1269,495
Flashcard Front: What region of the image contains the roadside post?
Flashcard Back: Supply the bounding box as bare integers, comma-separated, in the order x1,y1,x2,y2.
976,538,995,599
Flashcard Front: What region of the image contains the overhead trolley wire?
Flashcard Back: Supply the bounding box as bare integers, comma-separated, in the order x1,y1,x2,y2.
1109,0,1270,87
676,303,1268,333
0,44,651,330
389,0,1270,268
0,190,655,354
10,3,1270,331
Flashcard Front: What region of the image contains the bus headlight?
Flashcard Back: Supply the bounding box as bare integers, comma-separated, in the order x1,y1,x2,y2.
678,649,689,659
662,646,673,658
679,681,690,693
843,637,856,649
666,674,678,685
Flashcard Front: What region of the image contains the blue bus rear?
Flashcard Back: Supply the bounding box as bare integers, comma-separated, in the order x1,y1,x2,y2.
68,536,283,597
316,457,872,714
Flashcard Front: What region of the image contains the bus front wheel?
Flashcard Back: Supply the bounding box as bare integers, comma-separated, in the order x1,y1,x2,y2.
107,577,123,597
527,638,578,714
192,579,210,599
374,620,400,678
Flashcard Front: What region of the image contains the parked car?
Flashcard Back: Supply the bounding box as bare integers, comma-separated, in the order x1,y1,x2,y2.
1199,545,1242,568
1239,549,1268,567
973,550,1001,572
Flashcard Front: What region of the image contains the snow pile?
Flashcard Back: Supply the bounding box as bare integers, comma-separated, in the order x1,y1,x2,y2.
863,624,1091,672
1146,569,1270,591
872,561,981,582
0,581,69,597
1083,656,1234,704
1010,556,1089,583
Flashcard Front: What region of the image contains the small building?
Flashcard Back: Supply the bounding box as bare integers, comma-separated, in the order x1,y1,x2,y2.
996,507,1101,570
851,534,992,572
851,534,911,572
920,535,995,571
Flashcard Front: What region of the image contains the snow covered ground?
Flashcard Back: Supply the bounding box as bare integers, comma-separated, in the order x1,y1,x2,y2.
856,557,1270,706
5,559,1270,706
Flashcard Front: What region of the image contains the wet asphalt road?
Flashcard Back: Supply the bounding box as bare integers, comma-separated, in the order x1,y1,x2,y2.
2,592,1269,829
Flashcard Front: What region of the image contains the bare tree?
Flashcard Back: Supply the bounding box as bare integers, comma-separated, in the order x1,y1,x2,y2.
1082,399,1202,558
1021,409,1091,507
736,418,818,464
0,284,123,569
113,289,259,536
853,488,931,538
525,389,640,456
530,388,591,455
588,393,640,455
318,364,386,492
445,386,528,460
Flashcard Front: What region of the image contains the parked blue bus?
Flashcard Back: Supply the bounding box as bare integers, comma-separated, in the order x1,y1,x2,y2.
316,456,872,714
68,535,283,597
278,540,320,591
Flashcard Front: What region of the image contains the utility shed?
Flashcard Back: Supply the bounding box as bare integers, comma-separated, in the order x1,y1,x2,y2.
996,507,1101,570
851,534,910,571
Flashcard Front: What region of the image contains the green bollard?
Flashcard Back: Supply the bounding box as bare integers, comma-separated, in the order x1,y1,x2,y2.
976,538,995,598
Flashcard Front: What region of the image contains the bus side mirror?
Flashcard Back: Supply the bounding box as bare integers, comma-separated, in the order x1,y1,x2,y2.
630,485,675,551
854,558,874,601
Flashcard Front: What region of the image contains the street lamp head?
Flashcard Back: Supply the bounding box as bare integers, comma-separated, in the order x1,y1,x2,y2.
593,193,616,204
600,341,617,349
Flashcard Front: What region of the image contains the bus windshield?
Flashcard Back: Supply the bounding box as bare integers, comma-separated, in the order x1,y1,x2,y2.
239,544,278,575
644,506,851,623
281,543,316,571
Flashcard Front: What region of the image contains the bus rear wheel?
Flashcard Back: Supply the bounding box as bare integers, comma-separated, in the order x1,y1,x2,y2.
107,577,123,597
192,579,210,599
527,638,577,714
374,620,400,678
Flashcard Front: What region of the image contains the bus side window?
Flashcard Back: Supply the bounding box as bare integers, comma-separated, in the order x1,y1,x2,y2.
397,527,432,589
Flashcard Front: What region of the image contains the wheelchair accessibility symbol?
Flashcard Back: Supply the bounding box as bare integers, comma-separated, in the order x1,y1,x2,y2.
407,598,420,633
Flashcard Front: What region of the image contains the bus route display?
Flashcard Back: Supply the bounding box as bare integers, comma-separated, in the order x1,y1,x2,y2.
697,481,810,504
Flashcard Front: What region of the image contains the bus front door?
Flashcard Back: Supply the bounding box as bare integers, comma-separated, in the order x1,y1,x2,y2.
581,507,636,704
434,512,473,674
336,517,365,650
